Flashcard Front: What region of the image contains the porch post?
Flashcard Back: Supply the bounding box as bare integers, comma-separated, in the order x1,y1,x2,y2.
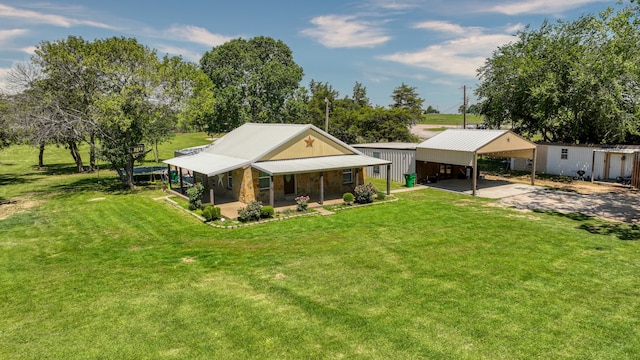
166,164,171,189
531,148,537,186
210,182,214,205
386,164,391,195
269,175,274,207
179,167,184,194
355,170,360,186
319,172,324,205
472,153,478,196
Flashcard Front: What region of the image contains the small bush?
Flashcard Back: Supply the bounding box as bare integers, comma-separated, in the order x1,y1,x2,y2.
376,191,386,201
186,183,204,210
238,201,263,222
295,195,310,212
354,183,376,204
343,192,354,204
261,205,275,219
202,205,221,222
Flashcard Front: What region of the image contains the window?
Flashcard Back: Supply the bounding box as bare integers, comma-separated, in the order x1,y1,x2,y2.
342,168,353,184
373,151,381,174
561,148,568,160
258,171,270,190
227,171,232,189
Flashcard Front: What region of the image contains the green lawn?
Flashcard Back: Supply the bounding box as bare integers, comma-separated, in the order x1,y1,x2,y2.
420,113,483,126
2,135,640,359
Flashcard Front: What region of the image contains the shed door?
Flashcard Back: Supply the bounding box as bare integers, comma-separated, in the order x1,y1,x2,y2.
284,174,295,195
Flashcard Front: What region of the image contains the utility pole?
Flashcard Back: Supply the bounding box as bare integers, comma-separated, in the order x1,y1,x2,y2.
462,85,467,129
324,98,329,132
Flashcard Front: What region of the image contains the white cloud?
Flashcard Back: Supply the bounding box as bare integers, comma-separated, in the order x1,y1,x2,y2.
155,44,202,63
301,15,391,48
20,46,37,55
379,32,515,77
0,29,28,43
163,25,237,47
490,0,609,15
413,21,484,36
0,4,114,29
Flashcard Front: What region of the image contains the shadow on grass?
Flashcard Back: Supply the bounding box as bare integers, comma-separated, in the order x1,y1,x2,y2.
537,210,640,241
51,176,124,195
36,163,90,176
0,174,37,187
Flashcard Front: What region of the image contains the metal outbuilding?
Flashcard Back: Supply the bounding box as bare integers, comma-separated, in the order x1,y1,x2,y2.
416,129,537,195
352,142,418,183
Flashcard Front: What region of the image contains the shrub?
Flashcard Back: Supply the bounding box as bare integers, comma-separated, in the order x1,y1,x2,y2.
202,205,221,222
376,191,386,201
186,183,204,210
261,205,275,219
238,201,263,222
295,195,310,212
343,192,354,204
354,183,376,204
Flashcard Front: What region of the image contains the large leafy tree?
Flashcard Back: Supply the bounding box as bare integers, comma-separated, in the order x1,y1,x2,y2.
476,5,640,144
26,36,99,172
390,83,424,126
200,36,303,130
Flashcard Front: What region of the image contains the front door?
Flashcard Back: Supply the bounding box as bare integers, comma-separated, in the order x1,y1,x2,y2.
284,174,295,195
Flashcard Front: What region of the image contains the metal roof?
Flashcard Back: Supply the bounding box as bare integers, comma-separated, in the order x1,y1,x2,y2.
164,123,376,176
164,152,250,177
253,155,391,175
352,142,418,150
200,122,361,159
417,129,509,152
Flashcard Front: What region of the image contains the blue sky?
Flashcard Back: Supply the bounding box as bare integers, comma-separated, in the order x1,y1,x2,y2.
0,0,617,113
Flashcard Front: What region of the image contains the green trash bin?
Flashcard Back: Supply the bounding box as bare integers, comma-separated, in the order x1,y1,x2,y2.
404,173,416,188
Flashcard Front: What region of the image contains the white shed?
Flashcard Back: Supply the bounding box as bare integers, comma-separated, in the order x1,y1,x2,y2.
352,143,418,183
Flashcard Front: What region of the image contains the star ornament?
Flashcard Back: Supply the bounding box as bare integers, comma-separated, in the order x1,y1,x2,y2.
304,136,315,147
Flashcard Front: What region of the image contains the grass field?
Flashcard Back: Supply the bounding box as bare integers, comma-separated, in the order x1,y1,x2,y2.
2,135,640,359
420,113,484,126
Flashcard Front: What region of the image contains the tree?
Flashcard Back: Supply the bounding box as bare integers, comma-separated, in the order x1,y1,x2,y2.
88,37,198,189
0,96,14,149
390,83,424,125
200,36,304,130
476,5,640,144
425,105,440,114
16,37,100,172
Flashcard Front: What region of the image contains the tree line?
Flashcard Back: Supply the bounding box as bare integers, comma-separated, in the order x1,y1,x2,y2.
0,36,424,188
476,2,640,144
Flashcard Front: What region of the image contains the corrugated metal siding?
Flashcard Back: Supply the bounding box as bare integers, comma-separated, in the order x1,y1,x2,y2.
592,151,606,180
356,148,416,182
545,145,594,177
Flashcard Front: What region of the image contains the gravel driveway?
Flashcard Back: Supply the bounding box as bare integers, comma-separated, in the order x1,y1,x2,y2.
499,188,640,224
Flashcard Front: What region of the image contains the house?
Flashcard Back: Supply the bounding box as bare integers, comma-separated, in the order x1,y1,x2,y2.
163,123,392,207
351,143,418,183
415,129,537,195
511,143,640,187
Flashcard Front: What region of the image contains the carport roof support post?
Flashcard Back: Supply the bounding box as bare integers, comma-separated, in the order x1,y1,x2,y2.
473,153,477,196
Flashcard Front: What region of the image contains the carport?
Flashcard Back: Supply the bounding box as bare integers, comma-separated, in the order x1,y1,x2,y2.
416,129,537,196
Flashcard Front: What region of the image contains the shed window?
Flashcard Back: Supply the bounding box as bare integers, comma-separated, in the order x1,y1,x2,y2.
227,171,232,189
258,171,270,190
561,148,568,160
342,168,353,184
373,152,381,174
